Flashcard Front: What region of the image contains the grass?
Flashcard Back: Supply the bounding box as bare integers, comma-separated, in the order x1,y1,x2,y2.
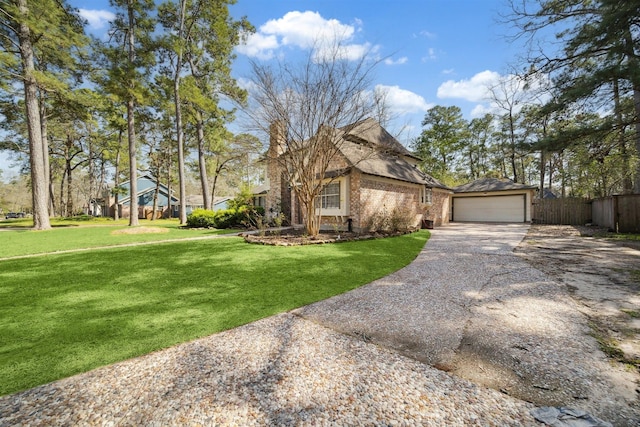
621,308,640,318
0,219,237,258
0,228,429,396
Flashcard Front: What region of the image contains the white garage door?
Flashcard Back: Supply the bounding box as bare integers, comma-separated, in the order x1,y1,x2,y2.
453,195,525,222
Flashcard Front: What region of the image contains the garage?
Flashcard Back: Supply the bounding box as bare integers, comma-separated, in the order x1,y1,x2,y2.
452,178,537,223
453,194,526,222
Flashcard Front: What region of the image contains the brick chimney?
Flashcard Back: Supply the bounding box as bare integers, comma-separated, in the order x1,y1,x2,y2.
266,121,286,217
268,120,286,159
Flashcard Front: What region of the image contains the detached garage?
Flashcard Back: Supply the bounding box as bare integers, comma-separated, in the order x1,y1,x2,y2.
452,178,537,223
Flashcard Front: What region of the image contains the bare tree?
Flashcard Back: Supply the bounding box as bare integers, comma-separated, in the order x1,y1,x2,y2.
246,39,383,236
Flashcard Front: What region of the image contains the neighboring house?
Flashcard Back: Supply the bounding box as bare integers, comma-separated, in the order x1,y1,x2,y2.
185,195,232,213
542,188,558,199
260,118,452,231
107,174,179,219
451,177,537,223
252,184,269,210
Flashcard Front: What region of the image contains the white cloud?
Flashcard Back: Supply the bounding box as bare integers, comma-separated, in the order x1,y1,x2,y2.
78,9,115,30
437,70,501,102
417,30,436,39
470,104,494,118
317,42,376,61
384,56,408,66
421,47,437,62
237,10,374,61
441,71,552,118
236,32,279,60
376,84,433,115
262,11,354,48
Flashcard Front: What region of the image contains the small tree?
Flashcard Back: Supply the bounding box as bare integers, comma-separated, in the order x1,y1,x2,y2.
246,39,383,237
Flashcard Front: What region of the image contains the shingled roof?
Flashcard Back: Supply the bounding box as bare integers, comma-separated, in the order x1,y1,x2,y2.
332,119,450,190
453,177,537,193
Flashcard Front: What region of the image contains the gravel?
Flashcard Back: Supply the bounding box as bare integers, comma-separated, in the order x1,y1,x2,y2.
1,223,637,426
0,313,535,426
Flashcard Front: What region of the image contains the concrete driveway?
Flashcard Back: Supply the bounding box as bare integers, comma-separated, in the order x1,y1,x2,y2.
297,222,536,366
297,222,640,426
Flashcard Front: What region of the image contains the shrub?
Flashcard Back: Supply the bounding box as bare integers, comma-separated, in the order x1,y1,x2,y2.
389,207,415,232
364,209,389,233
364,206,415,233
209,209,234,228
186,189,266,230
186,209,217,228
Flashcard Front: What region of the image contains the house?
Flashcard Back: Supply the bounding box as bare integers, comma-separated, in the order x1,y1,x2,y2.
184,195,233,213
106,174,179,219
451,177,537,223
261,118,452,231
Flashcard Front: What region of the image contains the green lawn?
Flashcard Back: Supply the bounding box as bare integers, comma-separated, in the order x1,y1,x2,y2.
0,219,236,258
0,229,429,396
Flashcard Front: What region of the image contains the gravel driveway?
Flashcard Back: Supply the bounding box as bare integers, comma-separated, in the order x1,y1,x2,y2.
1,223,637,426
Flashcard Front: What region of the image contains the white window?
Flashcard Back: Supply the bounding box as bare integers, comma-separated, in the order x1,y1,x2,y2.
421,187,433,204
320,182,341,209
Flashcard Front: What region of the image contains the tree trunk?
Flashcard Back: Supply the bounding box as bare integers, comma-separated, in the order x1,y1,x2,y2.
113,139,121,221
166,165,172,219
18,0,50,230
539,149,545,199
151,179,159,221
613,77,633,194
39,90,53,216
196,112,211,210
174,0,188,224
211,160,222,208
127,1,139,226
66,149,73,216
299,191,320,236
59,167,66,217
620,21,640,193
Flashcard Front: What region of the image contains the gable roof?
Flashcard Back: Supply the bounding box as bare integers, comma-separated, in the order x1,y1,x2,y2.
339,118,421,161
333,119,450,190
117,173,180,205
453,177,537,193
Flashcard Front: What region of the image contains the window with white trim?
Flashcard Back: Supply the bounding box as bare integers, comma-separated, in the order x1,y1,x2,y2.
421,187,433,204
320,182,341,209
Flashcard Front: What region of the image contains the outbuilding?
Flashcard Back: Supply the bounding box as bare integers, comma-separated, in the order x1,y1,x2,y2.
451,178,537,223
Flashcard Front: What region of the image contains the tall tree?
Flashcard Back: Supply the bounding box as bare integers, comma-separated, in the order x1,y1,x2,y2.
103,0,156,226
0,0,86,229
465,114,495,180
508,0,640,192
158,0,252,213
412,105,468,185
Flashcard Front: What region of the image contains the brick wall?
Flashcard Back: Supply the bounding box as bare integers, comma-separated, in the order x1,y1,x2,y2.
425,188,451,226
357,177,422,231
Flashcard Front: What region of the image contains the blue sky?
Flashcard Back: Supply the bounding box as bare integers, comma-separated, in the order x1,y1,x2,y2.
1,0,527,175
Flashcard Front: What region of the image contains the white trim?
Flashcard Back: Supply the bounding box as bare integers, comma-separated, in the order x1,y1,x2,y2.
452,190,534,222
317,177,350,216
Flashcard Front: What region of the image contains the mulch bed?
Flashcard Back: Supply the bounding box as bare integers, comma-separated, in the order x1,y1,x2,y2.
242,228,418,246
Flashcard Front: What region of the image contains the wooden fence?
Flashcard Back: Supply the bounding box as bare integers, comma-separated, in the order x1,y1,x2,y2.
532,195,640,232
592,195,640,233
532,198,592,225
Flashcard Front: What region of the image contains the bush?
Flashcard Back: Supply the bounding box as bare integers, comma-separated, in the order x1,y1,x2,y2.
364,206,416,233
213,208,242,229
364,209,390,233
389,207,415,232
186,206,266,230
186,209,217,228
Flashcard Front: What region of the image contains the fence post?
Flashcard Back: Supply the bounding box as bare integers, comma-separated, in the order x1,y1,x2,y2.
613,195,619,233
